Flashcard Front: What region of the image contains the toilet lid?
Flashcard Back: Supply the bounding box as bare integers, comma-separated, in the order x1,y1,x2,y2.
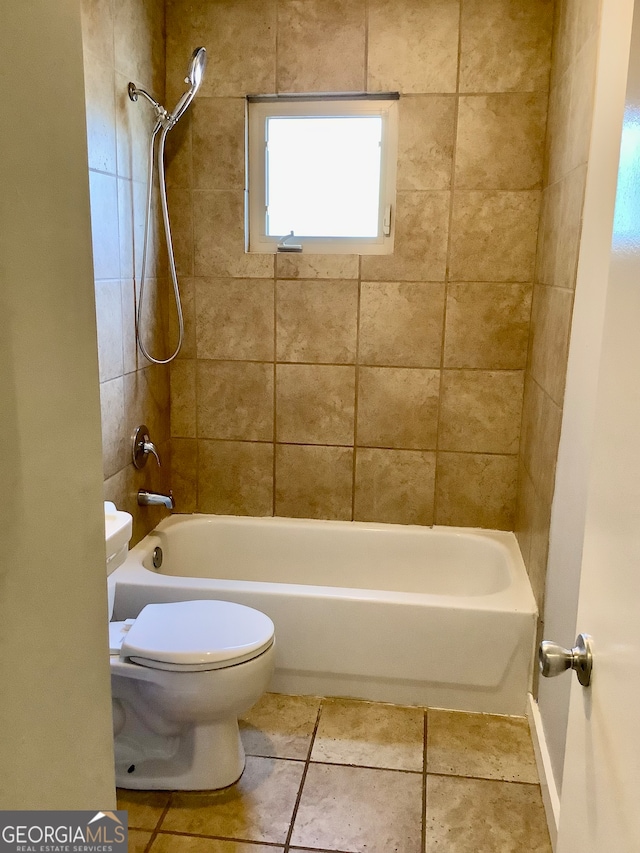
120,600,275,670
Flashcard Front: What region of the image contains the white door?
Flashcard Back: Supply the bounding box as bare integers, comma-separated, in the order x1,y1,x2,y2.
555,2,640,850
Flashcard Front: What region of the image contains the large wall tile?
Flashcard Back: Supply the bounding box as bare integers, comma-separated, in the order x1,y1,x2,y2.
528,284,574,406
359,282,445,368
81,0,115,66
276,364,355,444
275,444,353,520
165,118,193,190
170,437,197,513
439,370,524,454
166,188,194,277
361,191,450,281
120,278,138,373
357,367,440,449
115,71,158,182
367,0,459,94
170,359,197,437
277,0,366,93
536,168,586,291
354,448,436,525
191,0,276,97
95,279,124,382
196,279,275,361
397,96,456,191
84,55,117,174
459,0,553,93
520,375,563,506
545,70,572,187
113,0,165,95
89,171,121,280
192,98,245,190
124,364,171,446
198,439,274,516
455,94,547,190
565,34,599,175
167,278,197,360
193,191,274,278
436,452,518,530
444,283,532,369
276,280,358,364
197,361,274,441
135,277,170,368
449,191,540,282
276,253,359,280
100,377,128,479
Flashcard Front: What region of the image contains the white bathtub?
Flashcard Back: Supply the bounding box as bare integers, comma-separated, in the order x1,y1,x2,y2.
110,514,538,715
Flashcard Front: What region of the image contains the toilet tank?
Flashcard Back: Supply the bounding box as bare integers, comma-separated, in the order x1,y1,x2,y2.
105,501,132,619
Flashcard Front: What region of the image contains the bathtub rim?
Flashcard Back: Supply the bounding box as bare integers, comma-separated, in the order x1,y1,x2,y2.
111,514,538,617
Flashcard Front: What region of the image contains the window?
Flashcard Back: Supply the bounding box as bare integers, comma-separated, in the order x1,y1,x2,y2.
247,95,398,254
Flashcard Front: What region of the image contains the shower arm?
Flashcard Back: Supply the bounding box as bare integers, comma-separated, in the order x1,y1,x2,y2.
127,83,169,122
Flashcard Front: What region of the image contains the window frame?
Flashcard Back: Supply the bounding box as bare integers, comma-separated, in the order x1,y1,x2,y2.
247,95,399,255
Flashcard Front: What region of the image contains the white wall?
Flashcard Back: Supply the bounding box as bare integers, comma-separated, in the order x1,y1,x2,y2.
0,0,116,807
538,0,634,801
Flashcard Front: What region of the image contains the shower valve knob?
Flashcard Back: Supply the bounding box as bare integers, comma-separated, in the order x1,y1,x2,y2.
132,424,161,469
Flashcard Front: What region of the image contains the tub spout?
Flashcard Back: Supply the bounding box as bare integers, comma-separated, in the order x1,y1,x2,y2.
138,489,174,509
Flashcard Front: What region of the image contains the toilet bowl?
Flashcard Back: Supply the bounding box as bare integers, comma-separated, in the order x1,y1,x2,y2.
104,503,275,791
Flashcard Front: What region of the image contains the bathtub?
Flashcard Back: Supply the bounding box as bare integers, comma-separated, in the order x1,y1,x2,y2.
110,514,538,715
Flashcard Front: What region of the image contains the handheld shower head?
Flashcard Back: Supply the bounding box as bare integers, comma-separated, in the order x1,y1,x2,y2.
186,46,207,90
168,47,207,126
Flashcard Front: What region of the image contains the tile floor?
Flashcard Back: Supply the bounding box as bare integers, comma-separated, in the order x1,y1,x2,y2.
117,693,552,853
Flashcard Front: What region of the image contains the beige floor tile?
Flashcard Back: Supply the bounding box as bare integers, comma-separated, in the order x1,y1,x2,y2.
311,698,424,771
290,763,422,853
161,756,304,844
116,789,170,830
427,710,538,783
151,835,282,853
128,830,152,853
425,775,552,852
240,693,321,760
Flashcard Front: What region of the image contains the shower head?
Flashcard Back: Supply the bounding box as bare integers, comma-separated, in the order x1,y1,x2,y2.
128,47,207,130
167,47,207,126
186,46,207,90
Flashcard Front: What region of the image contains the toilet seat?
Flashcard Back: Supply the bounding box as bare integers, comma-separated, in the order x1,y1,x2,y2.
119,600,275,672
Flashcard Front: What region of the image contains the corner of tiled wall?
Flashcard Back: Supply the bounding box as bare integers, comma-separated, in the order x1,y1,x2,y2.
515,0,601,612
165,0,555,531
82,0,173,544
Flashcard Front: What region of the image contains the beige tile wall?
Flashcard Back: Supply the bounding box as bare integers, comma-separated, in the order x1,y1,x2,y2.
82,0,172,544
165,0,554,529
516,0,601,610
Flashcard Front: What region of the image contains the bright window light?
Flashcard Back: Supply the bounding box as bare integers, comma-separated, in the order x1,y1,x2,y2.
266,116,383,238
247,97,398,255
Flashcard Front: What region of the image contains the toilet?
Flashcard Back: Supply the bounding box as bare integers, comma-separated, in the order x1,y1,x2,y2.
104,503,275,791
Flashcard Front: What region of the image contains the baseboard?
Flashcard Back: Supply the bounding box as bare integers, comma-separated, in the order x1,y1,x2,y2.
527,693,560,850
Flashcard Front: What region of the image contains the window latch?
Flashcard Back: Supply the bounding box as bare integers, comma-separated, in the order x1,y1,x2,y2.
383,205,392,237
277,231,303,253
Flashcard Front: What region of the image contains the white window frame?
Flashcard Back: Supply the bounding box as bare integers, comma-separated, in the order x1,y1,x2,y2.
247,95,398,255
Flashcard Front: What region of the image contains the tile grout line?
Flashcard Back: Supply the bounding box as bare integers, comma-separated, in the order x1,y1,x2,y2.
426,770,543,787
272,268,278,516
140,794,174,853
351,258,363,521
150,827,285,847
432,0,464,527
282,698,324,853
422,710,428,853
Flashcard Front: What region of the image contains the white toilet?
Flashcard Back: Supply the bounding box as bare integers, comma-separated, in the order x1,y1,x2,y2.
105,503,275,791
